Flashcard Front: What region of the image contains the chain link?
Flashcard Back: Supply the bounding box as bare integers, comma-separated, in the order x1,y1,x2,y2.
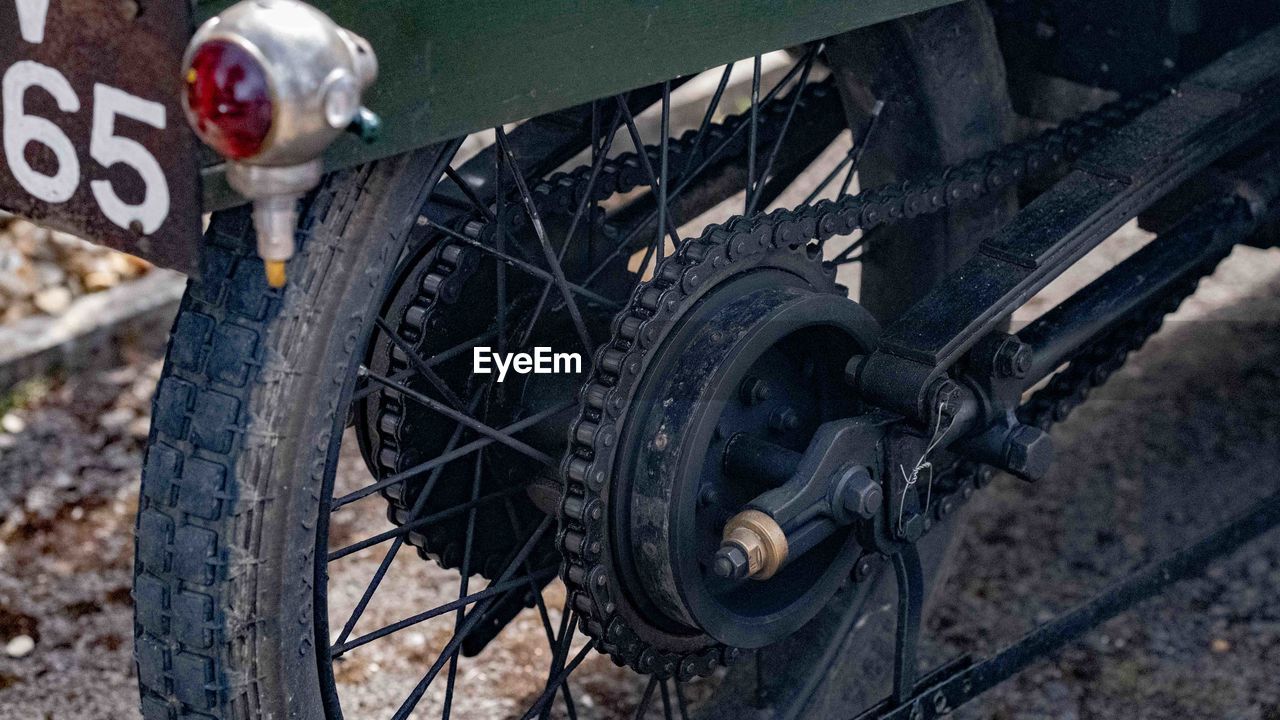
559,86,1176,676
376,77,1176,676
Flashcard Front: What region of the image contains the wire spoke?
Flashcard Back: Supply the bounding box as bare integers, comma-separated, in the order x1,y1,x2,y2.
841,100,884,202
679,63,734,182
634,676,660,720
444,166,496,221
830,240,869,266
561,103,626,258
675,681,690,720
331,400,572,510
660,679,674,720
801,147,857,207
333,535,404,650
495,128,595,353
390,517,554,720
350,325,498,405
442,453,485,720
331,388,485,647
352,365,410,403
486,498,582,720
747,46,819,215
422,219,620,308
747,54,761,215
541,608,579,720
373,317,465,410
657,80,673,265
335,564,557,658
520,636,598,720
327,485,523,562
617,94,681,250
517,103,627,348
363,368,554,466
818,101,886,266
495,136,509,362
583,54,817,288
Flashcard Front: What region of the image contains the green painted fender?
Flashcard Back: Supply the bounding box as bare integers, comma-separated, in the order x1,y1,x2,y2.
198,0,959,209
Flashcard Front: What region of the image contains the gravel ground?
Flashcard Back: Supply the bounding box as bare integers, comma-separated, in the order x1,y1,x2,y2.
0,213,151,324
929,245,1280,720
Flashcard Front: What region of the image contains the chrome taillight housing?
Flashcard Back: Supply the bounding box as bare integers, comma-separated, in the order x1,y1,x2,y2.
185,39,276,161
182,0,378,286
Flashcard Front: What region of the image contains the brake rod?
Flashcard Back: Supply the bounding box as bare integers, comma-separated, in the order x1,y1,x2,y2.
854,486,1280,720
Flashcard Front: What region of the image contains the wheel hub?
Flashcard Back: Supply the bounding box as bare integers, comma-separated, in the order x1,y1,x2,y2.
560,227,880,676
617,273,878,649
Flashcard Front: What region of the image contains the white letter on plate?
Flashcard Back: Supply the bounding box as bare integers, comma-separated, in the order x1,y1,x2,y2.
15,0,52,44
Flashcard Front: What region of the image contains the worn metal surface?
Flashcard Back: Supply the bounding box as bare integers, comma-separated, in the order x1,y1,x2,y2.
0,0,202,272
196,0,960,210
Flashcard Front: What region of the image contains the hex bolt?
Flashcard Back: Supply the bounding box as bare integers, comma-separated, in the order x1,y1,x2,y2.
1003,424,1055,482
838,467,883,520
740,377,771,406
926,378,962,422
994,336,1033,379
769,408,799,433
712,544,750,580
852,554,878,582
698,485,720,508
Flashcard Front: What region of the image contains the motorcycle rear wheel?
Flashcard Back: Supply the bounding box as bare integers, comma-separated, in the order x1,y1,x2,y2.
132,4,1013,718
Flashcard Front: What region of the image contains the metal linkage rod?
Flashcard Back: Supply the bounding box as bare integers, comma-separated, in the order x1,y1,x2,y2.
857,487,1280,720
1020,143,1280,386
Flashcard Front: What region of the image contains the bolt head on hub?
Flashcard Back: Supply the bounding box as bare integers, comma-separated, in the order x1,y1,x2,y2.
740,377,771,405
712,545,751,580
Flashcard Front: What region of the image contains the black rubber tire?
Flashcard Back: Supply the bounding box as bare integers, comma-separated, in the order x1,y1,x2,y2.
132,147,452,720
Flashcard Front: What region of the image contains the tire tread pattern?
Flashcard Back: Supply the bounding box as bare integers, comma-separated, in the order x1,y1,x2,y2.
132,162,383,719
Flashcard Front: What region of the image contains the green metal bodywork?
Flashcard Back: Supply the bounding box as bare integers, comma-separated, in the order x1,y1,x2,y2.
198,0,957,209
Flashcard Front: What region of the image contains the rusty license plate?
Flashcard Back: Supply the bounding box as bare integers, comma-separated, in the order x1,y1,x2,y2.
0,0,202,271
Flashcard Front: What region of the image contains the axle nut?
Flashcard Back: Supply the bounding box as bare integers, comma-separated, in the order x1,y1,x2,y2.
715,510,789,580
712,545,750,580
1003,424,1054,482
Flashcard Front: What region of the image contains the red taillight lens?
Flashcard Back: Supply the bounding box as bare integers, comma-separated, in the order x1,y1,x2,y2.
184,40,274,160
